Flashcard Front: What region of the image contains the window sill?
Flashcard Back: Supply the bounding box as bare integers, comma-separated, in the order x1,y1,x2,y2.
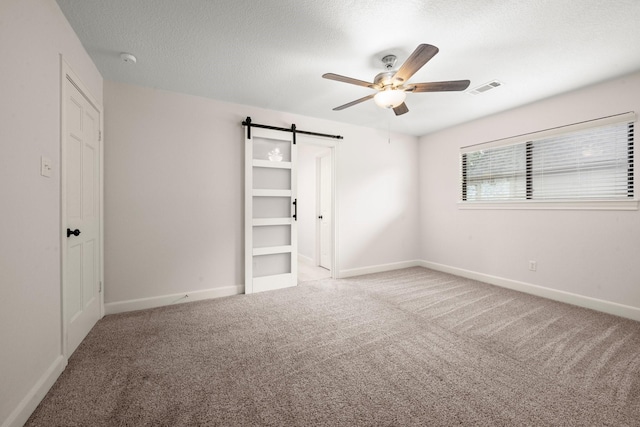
457,199,639,211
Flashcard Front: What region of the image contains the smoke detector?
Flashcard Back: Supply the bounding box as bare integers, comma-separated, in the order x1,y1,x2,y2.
120,52,137,64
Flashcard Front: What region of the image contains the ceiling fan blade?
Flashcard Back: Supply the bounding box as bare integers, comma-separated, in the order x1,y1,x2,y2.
333,94,376,111
322,73,375,88
393,44,439,84
393,102,409,116
407,80,471,92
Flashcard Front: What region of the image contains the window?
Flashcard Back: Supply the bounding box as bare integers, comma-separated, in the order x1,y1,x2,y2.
460,113,635,206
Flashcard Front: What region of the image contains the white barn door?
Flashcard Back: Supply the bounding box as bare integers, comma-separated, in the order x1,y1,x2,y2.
245,127,298,293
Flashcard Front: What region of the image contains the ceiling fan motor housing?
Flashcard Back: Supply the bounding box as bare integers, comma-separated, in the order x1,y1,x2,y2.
374,71,397,89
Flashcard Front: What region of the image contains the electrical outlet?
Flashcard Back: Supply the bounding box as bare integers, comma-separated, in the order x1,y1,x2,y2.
528,261,537,271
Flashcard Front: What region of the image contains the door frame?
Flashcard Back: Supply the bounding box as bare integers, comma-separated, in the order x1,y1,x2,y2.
315,152,332,270
60,57,104,359
298,136,339,279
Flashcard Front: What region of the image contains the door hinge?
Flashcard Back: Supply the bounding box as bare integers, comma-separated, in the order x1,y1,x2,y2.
98,130,102,141
99,281,102,293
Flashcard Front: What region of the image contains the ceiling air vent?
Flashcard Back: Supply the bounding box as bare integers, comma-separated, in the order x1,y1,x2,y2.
469,80,503,95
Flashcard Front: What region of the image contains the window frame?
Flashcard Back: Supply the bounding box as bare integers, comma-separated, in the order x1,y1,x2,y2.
458,112,638,211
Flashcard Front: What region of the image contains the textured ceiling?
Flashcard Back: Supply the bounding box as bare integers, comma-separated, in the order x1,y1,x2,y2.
56,0,640,136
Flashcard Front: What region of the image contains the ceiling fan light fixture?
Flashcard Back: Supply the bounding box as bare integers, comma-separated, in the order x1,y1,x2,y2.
374,89,406,109
323,44,468,115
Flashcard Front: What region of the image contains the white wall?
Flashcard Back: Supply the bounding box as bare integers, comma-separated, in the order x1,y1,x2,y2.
339,131,421,273
104,80,420,307
418,71,640,317
0,0,103,425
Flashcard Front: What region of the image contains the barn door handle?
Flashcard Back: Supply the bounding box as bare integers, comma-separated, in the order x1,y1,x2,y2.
67,228,81,238
293,199,297,221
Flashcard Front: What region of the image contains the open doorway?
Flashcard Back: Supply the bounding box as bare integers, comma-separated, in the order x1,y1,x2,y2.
297,139,335,283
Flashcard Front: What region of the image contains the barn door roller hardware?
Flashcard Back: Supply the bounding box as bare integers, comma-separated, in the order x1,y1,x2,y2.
242,117,343,141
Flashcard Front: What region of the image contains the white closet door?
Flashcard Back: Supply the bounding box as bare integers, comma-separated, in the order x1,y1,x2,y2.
63,76,101,356
245,127,297,293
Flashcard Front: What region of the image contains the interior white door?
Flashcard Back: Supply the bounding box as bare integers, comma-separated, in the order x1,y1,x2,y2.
245,127,298,293
63,76,101,356
319,154,332,270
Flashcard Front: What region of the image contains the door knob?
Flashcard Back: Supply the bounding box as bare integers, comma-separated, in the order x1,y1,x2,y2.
67,228,81,238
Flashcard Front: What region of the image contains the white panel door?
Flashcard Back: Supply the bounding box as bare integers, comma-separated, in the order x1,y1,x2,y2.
319,154,332,270
63,77,101,356
245,127,297,293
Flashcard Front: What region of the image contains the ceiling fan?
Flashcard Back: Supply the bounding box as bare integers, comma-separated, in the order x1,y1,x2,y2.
323,44,470,116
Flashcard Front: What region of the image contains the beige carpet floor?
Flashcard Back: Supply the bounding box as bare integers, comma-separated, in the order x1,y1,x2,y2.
26,267,640,426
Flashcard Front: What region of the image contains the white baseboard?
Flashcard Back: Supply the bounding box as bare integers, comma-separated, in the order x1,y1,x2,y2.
339,260,422,278
419,260,640,322
101,260,640,320
2,355,66,427
104,285,244,315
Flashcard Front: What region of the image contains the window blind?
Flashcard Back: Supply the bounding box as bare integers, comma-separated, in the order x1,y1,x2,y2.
462,144,527,200
460,113,635,202
529,122,634,199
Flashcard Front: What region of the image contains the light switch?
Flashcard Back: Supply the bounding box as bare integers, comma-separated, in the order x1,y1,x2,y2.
41,156,52,178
